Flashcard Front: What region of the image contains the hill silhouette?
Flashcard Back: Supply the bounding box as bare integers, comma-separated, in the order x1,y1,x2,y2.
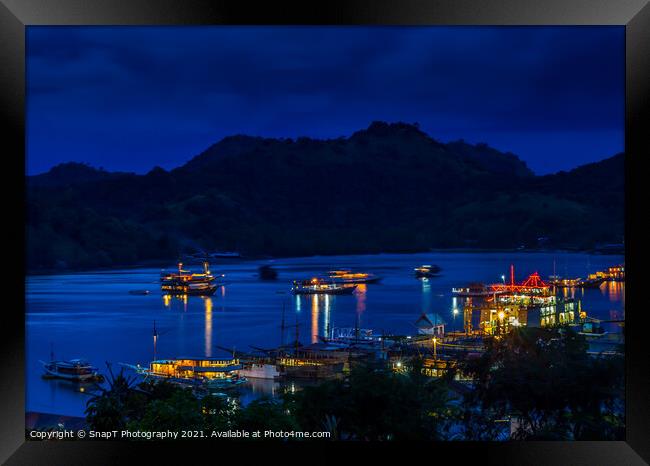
27,122,624,271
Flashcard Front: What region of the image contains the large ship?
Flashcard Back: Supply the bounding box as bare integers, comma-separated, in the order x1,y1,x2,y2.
328,269,382,284
291,278,357,295
160,261,221,296
123,356,245,389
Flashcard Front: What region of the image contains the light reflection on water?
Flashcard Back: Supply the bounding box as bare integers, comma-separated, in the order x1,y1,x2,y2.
26,251,624,416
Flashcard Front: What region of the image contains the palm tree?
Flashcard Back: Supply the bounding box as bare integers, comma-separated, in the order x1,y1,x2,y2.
85,363,142,431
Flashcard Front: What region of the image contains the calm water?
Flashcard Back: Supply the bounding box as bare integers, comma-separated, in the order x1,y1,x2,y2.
26,251,624,417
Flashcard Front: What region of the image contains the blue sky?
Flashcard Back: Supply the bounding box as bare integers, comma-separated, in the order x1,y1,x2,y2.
26,26,624,175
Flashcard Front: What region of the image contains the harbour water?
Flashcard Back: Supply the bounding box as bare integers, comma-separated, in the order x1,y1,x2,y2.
26,251,624,417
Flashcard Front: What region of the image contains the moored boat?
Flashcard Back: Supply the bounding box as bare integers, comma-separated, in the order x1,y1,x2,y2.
549,276,605,288
122,356,245,388
239,363,281,379
160,261,221,296
328,270,382,284
606,264,625,281
41,359,104,382
414,265,441,278
258,265,278,280
291,278,356,295
452,282,498,297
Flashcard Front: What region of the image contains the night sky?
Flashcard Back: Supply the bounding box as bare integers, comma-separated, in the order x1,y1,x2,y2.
26,26,624,176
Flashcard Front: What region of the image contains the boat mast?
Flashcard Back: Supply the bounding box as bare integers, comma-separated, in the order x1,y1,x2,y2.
153,320,158,361
280,302,286,347
295,316,299,356
355,310,360,343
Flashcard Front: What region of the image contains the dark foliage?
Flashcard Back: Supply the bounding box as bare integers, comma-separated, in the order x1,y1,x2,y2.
27,122,624,271
458,327,625,440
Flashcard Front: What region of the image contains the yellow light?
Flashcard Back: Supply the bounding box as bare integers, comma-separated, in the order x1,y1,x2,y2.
498,311,505,320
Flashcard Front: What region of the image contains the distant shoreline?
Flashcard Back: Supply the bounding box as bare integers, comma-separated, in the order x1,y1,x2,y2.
26,247,624,277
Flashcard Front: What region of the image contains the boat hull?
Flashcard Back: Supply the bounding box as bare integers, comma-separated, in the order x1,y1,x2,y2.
239,364,281,379
161,284,218,296
291,286,356,295
42,363,102,382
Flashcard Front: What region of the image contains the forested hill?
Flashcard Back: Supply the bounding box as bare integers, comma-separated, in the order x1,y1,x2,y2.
27,122,624,271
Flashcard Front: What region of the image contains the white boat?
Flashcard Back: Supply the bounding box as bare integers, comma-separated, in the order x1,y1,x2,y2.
238,363,280,380
40,359,103,382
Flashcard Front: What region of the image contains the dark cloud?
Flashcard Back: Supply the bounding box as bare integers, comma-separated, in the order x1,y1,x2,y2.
26,26,624,175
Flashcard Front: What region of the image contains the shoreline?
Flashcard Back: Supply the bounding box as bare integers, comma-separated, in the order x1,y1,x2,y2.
26,247,625,277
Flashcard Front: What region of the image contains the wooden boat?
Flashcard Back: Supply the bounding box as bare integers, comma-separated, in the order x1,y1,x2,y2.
161,261,221,296
414,265,441,278
549,276,604,288
452,283,498,297
41,359,103,382
276,357,345,379
258,265,278,280
291,278,356,295
328,270,382,284
121,356,245,388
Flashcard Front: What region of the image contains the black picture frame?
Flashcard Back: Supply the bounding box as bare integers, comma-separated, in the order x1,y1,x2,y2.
1,1,648,463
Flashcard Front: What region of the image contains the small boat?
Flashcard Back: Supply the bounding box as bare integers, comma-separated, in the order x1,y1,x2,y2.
41,359,103,382
258,265,278,280
579,277,606,288
209,251,241,259
239,363,281,379
549,276,604,288
328,270,382,284
291,278,357,295
414,265,441,278
128,289,151,295
452,283,497,297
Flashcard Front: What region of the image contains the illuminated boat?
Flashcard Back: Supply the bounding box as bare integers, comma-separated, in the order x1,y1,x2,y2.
606,264,625,281
276,356,345,379
414,265,441,278
452,283,500,297
291,278,357,295
549,276,605,288
160,261,221,296
328,269,382,284
579,276,606,288
124,357,245,388
40,359,103,382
